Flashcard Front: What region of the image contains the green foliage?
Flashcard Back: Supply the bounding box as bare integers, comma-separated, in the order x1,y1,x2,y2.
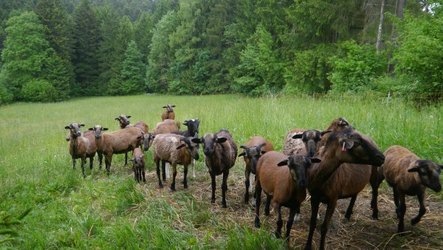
21,79,58,102
328,40,387,93
284,44,335,94
233,24,284,96
0,81,12,105
115,40,145,95
393,9,443,102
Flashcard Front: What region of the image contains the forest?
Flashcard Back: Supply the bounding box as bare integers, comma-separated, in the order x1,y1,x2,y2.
0,0,442,104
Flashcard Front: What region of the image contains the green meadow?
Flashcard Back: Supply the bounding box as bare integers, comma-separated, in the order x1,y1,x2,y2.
0,94,442,249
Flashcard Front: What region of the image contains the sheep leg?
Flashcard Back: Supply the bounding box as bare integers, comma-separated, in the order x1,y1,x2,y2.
183,165,188,188
80,157,86,178
161,161,167,181
275,203,283,238
345,195,357,220
305,198,321,250
264,195,272,216
396,191,406,233
155,160,163,188
411,192,426,225
319,200,337,250
98,152,103,169
105,154,112,175
286,206,297,240
221,170,229,208
192,159,196,178
370,168,384,219
244,169,250,203
210,173,217,204
72,158,76,169
170,164,177,191
254,181,262,228
89,156,94,170
142,167,146,183
124,152,128,166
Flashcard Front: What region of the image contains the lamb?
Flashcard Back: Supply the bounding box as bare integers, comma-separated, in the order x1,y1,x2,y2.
88,125,144,175
238,136,274,203
304,127,385,250
192,129,237,208
152,133,200,190
161,104,176,121
377,145,442,233
254,151,320,240
65,123,97,177
131,147,146,183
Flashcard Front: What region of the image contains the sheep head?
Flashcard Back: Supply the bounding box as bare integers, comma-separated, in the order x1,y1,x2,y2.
277,155,321,188
183,119,200,137
239,143,266,174
88,125,108,139
408,160,442,192
325,128,385,166
65,123,85,138
177,137,200,160
115,114,131,128
162,104,176,113
292,130,323,157
143,133,155,152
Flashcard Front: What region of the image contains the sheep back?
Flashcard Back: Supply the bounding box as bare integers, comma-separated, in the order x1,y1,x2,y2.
153,119,180,134
98,127,143,154
152,133,192,166
283,128,306,156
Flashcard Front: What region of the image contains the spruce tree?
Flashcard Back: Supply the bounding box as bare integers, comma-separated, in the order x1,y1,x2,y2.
118,40,145,95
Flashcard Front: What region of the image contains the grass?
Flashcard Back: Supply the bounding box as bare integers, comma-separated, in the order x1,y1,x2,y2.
0,94,442,249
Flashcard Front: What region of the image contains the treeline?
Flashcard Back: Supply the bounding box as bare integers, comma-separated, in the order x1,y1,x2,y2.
0,0,442,104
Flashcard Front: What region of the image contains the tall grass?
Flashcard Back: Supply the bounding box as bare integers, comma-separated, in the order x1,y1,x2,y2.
0,94,442,248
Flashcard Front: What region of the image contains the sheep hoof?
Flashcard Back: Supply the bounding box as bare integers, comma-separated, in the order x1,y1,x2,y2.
254,219,260,228
411,217,420,225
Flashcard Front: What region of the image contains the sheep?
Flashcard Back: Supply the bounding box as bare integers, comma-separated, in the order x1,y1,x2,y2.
192,129,237,208
65,123,97,177
254,151,321,240
377,145,442,233
283,128,306,156
152,133,200,190
88,125,144,175
304,127,385,250
131,147,146,183
153,119,180,135
115,114,149,164
238,136,274,203
161,104,176,121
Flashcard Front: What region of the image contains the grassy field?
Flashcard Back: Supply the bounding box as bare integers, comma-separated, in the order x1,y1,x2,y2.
0,94,442,249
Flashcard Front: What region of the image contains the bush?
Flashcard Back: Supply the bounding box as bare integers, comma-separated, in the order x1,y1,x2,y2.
21,79,58,102
328,40,387,93
0,81,13,105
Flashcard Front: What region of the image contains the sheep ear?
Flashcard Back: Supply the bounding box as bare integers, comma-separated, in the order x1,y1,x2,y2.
103,127,109,131
172,105,176,107
292,133,302,139
216,137,227,143
238,152,246,157
310,157,321,163
127,115,131,118
240,145,247,149
88,128,93,131
176,144,186,150
80,124,85,127
408,166,420,173
341,140,354,151
277,159,288,167
191,137,202,143
65,126,70,129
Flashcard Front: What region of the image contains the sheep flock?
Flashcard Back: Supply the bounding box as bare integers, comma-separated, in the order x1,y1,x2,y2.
65,105,442,249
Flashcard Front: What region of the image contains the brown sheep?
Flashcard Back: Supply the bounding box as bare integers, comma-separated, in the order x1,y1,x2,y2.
88,125,144,175
115,114,149,164
161,104,176,121
153,119,180,135
65,123,97,177
304,127,385,250
254,151,320,241
238,136,274,203
152,133,200,190
378,145,442,233
131,147,146,183
193,129,237,208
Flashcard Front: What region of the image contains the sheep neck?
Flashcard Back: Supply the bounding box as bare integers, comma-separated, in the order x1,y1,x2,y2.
307,147,342,193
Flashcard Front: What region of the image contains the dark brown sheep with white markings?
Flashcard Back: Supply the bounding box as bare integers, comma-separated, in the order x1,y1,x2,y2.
193,129,237,208
254,151,320,241
304,127,385,250
377,145,442,233
238,136,274,203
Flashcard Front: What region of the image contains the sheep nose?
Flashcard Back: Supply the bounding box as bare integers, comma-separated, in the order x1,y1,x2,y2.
194,153,199,161
76,131,81,137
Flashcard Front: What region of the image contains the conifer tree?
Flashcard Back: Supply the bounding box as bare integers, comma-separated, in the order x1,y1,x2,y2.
118,40,145,95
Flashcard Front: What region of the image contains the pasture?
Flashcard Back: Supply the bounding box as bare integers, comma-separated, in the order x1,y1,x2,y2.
0,94,442,249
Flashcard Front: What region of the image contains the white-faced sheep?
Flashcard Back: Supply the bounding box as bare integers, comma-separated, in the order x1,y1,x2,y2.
254,151,320,241
131,147,146,183
378,145,442,233
88,125,144,175
193,129,237,208
304,127,385,250
65,123,97,177
152,133,200,190
238,136,274,203
161,104,176,121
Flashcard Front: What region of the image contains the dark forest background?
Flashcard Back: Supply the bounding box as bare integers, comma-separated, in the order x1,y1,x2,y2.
0,0,442,104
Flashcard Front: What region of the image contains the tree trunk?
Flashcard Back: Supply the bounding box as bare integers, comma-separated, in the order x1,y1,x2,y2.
376,0,385,53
